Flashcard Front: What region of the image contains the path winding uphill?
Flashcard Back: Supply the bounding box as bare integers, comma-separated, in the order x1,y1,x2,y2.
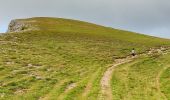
99,57,133,100
99,47,170,100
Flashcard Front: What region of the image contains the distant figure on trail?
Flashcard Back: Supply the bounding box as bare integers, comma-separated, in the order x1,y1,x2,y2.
131,48,136,56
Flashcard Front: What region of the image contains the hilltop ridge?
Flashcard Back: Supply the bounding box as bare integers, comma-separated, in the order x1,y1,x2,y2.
6,17,170,48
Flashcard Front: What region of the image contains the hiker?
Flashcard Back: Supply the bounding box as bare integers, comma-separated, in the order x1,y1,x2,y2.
131,48,136,56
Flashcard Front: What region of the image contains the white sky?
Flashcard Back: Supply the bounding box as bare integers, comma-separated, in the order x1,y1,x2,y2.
0,0,170,38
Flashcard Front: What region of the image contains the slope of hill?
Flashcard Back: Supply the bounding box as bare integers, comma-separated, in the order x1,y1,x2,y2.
0,17,170,100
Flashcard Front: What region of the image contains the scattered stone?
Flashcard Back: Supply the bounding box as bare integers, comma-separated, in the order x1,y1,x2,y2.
47,68,52,72
36,76,43,80
14,89,27,95
6,62,14,65
29,74,35,77
27,64,33,67
7,20,39,33
157,49,162,54
65,83,76,92
0,93,5,98
29,73,43,80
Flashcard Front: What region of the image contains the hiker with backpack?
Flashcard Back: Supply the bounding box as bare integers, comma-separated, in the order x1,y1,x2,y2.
131,48,136,56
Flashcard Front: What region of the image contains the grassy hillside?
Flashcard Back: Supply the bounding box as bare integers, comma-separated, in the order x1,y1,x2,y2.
0,17,170,100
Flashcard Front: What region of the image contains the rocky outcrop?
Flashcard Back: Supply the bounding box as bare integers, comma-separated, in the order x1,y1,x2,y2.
7,20,38,33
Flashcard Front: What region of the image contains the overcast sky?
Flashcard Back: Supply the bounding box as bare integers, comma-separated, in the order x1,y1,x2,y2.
1,0,170,38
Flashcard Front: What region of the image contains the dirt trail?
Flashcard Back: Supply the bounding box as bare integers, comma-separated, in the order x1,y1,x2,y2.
156,66,169,100
99,47,170,100
99,56,133,100
65,83,77,93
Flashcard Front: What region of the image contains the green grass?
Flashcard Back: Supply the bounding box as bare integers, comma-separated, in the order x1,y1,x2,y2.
111,54,170,100
159,55,170,99
0,17,170,100
160,67,170,99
